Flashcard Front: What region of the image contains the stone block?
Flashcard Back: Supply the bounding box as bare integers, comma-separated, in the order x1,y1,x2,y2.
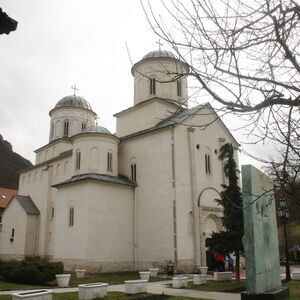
193,274,207,285
213,272,232,281
172,276,189,288
55,274,71,287
149,268,159,277
139,271,151,281
291,271,300,280
12,290,52,300
75,269,86,278
78,282,108,300
124,280,147,294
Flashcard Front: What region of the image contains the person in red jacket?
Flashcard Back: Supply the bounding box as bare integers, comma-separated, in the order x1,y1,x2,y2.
215,252,225,271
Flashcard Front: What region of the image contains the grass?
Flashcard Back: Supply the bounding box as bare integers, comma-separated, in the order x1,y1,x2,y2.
282,280,300,300
0,291,211,300
185,279,246,293
0,281,47,291
48,272,169,287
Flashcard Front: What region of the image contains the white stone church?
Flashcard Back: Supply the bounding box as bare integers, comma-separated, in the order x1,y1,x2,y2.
0,49,239,273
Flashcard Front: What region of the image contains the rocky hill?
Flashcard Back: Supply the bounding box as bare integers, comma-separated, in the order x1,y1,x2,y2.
0,135,32,189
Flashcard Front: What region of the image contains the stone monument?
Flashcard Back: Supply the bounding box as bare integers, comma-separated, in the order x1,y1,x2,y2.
242,165,289,300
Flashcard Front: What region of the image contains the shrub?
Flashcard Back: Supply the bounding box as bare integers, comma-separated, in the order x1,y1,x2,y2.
0,256,63,285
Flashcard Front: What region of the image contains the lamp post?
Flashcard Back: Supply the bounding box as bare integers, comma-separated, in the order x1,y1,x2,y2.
278,197,291,281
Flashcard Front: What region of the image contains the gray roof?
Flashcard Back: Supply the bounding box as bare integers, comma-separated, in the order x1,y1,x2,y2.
53,173,137,188
114,97,185,117
15,195,40,215
82,125,112,135
120,105,200,141
51,95,93,112
142,50,176,60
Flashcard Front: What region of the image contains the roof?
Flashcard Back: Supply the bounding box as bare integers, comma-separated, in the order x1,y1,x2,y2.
114,97,186,117
120,105,200,141
49,95,95,115
131,49,189,75
15,195,40,215
120,103,240,146
0,188,18,209
52,173,137,188
142,50,176,59
82,125,112,135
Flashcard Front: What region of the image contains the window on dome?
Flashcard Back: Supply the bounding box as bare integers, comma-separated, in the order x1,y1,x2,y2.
177,80,182,97
107,152,113,172
75,150,81,170
82,122,86,131
150,78,156,95
64,120,69,136
50,123,54,139
69,207,74,226
131,163,137,182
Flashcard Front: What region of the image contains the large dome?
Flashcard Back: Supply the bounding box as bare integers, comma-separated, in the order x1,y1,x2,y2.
142,50,176,60
54,95,93,111
82,125,112,135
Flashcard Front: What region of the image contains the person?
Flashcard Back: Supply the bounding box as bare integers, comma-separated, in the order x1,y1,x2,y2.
215,252,225,271
227,255,234,271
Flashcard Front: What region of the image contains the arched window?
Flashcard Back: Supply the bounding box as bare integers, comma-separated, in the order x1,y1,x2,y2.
50,123,54,139
107,151,113,172
75,150,81,170
63,120,69,136
82,122,86,131
131,163,137,182
205,153,211,175
177,80,182,97
69,207,74,226
150,78,156,95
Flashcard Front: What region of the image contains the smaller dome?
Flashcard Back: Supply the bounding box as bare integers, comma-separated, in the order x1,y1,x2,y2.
142,50,176,60
54,95,93,111
82,125,112,135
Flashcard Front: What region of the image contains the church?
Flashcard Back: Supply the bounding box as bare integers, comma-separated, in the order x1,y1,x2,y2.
0,49,239,273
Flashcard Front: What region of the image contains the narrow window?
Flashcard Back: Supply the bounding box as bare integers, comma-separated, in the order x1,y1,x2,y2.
69,207,74,226
107,152,112,172
131,163,137,182
75,151,81,170
11,228,15,237
150,78,156,95
205,154,211,175
64,120,69,136
51,207,54,219
50,123,54,139
82,122,86,131
177,80,182,97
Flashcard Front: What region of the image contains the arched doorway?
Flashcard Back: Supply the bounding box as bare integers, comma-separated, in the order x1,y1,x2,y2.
203,215,220,270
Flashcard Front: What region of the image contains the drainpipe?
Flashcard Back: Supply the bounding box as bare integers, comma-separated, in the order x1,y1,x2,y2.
134,188,138,270
187,127,201,268
170,125,178,271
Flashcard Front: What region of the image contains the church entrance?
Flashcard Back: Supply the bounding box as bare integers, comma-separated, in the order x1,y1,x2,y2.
205,237,215,271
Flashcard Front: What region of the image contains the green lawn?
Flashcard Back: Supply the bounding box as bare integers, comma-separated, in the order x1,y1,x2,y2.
0,292,210,300
283,280,300,300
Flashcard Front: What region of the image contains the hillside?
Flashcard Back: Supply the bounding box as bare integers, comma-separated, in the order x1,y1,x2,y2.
0,135,32,189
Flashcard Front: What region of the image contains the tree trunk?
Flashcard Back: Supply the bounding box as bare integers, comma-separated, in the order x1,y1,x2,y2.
236,251,240,282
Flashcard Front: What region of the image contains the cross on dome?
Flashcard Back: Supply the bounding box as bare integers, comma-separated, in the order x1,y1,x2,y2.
71,84,79,96
156,39,163,51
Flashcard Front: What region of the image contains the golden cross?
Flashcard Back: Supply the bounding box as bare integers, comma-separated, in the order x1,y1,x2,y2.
156,39,163,51
71,84,79,96
95,114,100,125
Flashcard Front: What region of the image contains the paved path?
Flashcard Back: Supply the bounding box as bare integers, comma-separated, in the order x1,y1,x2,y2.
0,280,241,300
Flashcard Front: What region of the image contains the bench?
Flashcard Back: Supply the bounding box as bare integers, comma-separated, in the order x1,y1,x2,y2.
78,282,108,300
214,272,232,281
12,290,52,300
125,280,147,294
193,274,207,285
149,268,159,277
172,276,189,288
139,271,151,281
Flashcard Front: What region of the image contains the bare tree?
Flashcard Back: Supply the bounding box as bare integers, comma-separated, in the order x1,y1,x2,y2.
142,0,300,186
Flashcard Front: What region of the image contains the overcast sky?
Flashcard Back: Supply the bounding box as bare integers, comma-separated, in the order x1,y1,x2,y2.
1,0,268,169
